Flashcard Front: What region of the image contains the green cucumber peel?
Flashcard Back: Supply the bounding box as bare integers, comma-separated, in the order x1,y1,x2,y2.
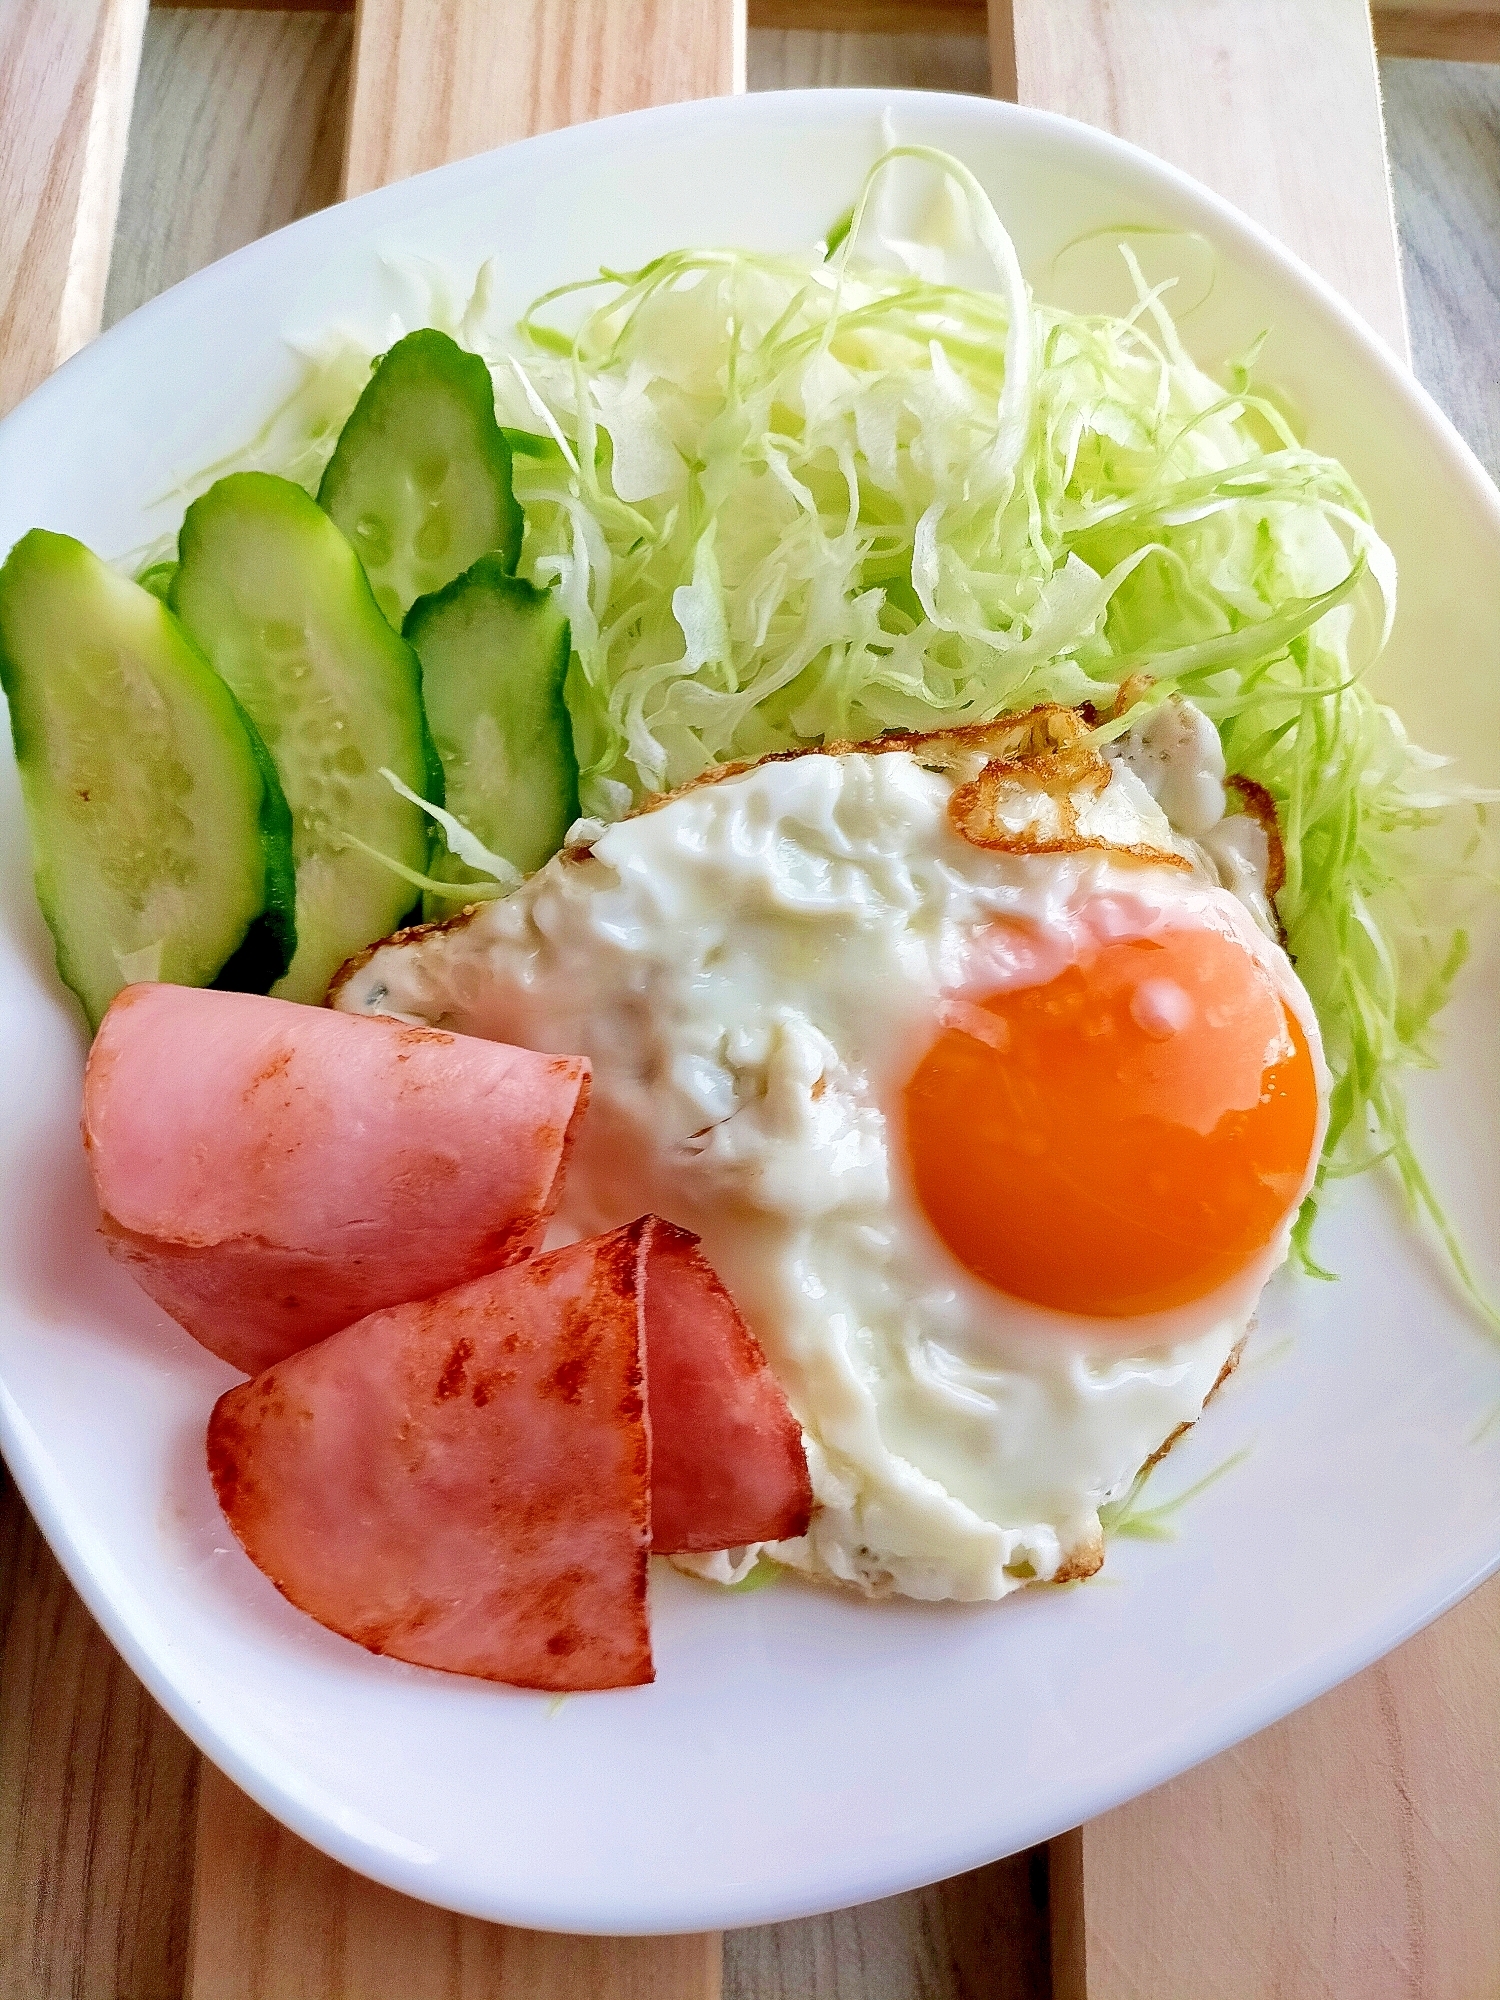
135,559,178,603
502,426,566,465
210,679,298,994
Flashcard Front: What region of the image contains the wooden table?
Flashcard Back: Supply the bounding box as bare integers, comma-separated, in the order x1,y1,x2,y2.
2,5,1499,1995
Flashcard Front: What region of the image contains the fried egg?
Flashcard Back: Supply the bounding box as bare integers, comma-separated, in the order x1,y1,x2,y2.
333,701,1328,1603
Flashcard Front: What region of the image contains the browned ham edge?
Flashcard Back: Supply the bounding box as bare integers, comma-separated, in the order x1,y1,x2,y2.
206,1217,812,1690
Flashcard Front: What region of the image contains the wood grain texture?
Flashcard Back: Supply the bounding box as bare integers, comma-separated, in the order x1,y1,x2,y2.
186,1765,722,2000
342,0,747,199
102,6,351,328
1051,1576,1500,2000
155,0,348,11
754,0,1500,56
0,0,150,414
0,1467,201,2000
995,0,1410,357
1383,54,1500,479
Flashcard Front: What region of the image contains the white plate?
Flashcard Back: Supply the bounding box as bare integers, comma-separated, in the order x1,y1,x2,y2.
2,90,1498,1937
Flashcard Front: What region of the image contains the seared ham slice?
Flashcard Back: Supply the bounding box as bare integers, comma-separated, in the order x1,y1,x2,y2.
207,1217,811,1689
208,1228,653,1691
84,984,589,1374
641,1218,812,1554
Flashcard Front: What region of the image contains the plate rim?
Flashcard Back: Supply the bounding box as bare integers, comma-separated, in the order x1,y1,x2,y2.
3,84,1500,1934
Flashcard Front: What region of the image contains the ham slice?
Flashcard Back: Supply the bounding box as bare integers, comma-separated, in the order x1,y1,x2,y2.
206,1217,811,1688
640,1218,812,1554
84,984,589,1375
207,1227,653,1691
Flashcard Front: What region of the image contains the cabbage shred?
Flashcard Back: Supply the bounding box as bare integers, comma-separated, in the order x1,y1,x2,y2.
506,153,1393,817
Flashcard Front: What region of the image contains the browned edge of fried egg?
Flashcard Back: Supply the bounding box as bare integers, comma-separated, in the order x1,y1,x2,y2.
325,698,1283,1004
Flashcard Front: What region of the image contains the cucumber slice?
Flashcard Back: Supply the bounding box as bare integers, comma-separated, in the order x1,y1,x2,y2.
172,473,438,1005
0,530,295,1030
318,329,522,628
404,555,577,905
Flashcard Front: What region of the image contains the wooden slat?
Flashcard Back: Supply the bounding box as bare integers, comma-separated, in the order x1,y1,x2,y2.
1049,1579,1500,2000
0,0,150,415
342,0,747,199
993,5,1500,1995
993,0,1409,357
178,7,741,1995
0,12,194,1995
0,1470,201,2000
6,31,369,2000
187,1766,722,2000
1,17,351,1999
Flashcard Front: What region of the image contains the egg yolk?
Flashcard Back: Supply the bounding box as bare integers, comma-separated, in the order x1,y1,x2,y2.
904,926,1320,1318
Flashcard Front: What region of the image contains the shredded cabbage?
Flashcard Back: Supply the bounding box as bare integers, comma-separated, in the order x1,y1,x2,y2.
161,146,1497,1310
377,767,521,891
1099,1444,1252,1545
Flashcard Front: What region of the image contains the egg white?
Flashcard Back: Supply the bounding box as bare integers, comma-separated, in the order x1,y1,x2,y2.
336,712,1329,1602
